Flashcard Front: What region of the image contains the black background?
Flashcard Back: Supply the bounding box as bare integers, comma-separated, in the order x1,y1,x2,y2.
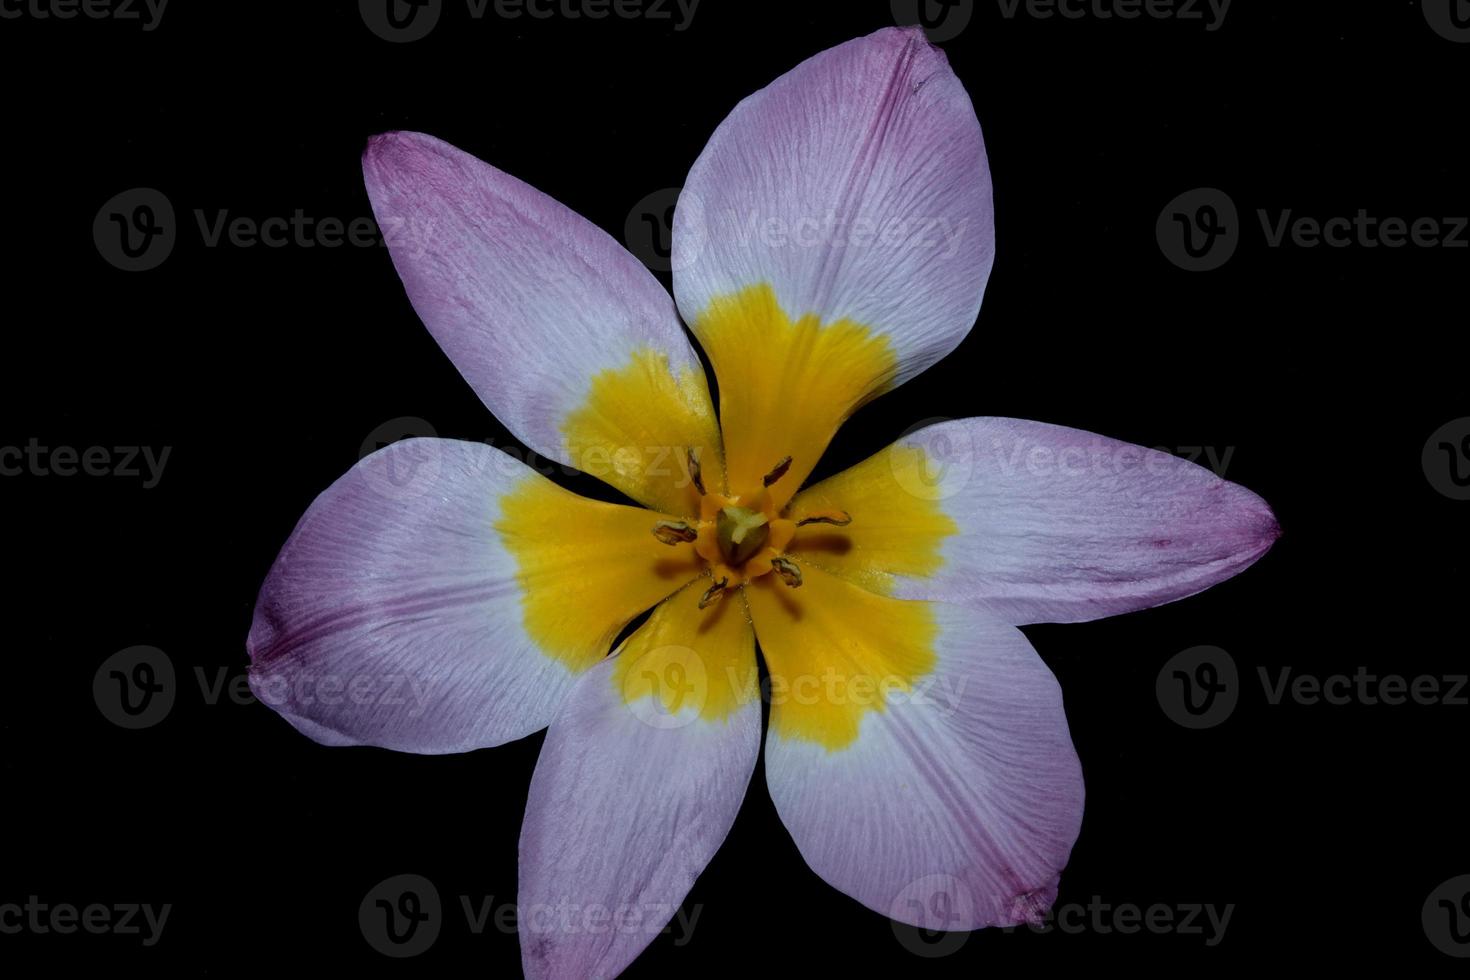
5,0,1467,973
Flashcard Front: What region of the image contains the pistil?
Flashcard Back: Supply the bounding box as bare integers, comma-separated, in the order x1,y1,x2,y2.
715,506,770,565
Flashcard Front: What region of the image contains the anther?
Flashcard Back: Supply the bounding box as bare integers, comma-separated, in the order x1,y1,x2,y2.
761,455,793,487
687,448,706,496
796,509,852,527
770,556,803,589
698,576,730,609
652,520,698,545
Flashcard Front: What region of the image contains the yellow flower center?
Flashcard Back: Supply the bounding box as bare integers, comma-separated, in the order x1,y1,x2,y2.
650,450,851,608
500,285,960,749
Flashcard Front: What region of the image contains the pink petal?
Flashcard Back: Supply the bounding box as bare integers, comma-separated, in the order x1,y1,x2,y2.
518,588,759,978
247,438,694,753
363,131,720,514
790,417,1280,624
764,600,1084,929
673,25,993,393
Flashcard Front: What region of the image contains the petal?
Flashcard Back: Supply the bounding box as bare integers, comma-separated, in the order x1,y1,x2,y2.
788,417,1280,624
672,27,992,505
518,585,759,979
247,439,701,753
745,563,937,750
757,592,1084,929
364,131,722,515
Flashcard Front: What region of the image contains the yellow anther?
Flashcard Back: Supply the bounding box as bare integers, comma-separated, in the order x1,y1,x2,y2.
652,520,698,546
796,509,852,527
686,448,706,496
770,556,803,589
761,455,793,487
698,575,730,609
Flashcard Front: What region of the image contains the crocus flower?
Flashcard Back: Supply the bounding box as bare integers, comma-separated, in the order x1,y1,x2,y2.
247,26,1278,978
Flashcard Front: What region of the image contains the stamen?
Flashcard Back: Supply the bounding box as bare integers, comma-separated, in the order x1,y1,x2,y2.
770,556,803,589
796,509,852,527
761,455,793,487
687,448,706,496
652,520,698,545
698,576,730,609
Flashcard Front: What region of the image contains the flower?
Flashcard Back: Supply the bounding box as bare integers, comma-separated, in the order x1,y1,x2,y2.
247,26,1279,978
